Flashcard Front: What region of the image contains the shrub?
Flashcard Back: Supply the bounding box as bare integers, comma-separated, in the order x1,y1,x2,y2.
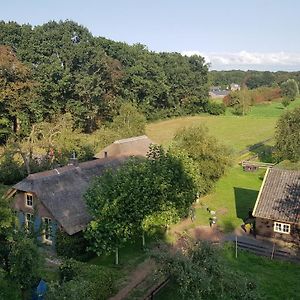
47,259,116,300
56,230,93,261
223,87,281,107
281,97,291,108
205,101,226,115
0,154,25,184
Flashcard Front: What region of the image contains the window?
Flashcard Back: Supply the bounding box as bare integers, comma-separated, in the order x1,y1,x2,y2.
25,213,34,228
43,217,52,243
26,193,33,207
274,222,290,234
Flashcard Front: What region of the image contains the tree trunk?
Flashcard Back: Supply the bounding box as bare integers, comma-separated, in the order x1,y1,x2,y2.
142,232,145,248
19,152,31,175
115,247,119,265
13,116,21,133
21,288,26,300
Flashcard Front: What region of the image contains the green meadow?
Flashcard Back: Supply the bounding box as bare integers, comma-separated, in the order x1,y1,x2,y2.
146,98,300,152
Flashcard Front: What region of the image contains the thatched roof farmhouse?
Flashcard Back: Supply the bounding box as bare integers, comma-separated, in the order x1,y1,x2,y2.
9,136,154,247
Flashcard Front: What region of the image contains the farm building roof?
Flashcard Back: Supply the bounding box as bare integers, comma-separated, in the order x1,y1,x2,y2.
94,135,154,159
253,168,300,224
12,157,127,235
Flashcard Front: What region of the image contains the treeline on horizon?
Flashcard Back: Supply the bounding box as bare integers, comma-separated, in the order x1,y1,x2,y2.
1,20,299,144
0,20,212,140
210,69,300,89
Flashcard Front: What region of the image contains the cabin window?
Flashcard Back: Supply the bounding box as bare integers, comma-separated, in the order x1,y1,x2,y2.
25,213,34,228
43,217,52,243
25,193,33,207
274,222,290,234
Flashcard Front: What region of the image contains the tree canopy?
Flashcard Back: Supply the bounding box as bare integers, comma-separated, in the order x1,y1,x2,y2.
210,69,300,90
281,79,299,102
84,146,197,261
171,125,232,195
275,107,300,162
152,240,261,300
0,20,209,139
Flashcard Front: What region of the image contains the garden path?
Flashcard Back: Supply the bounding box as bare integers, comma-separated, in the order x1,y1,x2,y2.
108,258,155,300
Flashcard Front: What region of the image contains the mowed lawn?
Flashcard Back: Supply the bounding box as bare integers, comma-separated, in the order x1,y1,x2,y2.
193,166,265,231
146,98,300,152
148,99,300,234
147,115,276,152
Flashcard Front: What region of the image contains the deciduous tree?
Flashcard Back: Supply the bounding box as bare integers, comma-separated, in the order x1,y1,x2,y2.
275,107,300,162
8,236,43,299
152,240,261,300
281,79,299,102
171,125,232,195
85,146,196,262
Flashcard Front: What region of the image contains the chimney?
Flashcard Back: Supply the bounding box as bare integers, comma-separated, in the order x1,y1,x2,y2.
68,151,79,166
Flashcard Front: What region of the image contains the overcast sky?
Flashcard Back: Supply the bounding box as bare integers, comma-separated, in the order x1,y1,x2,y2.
1,0,300,71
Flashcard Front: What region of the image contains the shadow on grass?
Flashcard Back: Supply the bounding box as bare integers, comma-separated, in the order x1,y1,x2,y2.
88,232,164,268
234,187,258,222
222,220,236,232
249,144,275,163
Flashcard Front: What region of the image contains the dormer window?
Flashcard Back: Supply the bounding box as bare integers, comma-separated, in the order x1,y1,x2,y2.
26,193,33,207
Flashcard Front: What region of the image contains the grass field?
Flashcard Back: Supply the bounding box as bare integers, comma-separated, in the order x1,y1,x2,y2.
156,247,300,300
150,99,300,235
146,98,300,152
190,166,265,232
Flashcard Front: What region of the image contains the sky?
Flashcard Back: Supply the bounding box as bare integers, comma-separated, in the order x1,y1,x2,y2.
1,0,300,71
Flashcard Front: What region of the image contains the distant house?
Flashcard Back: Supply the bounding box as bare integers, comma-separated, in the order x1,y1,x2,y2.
209,86,229,99
94,135,154,159
8,135,154,248
253,168,300,243
230,83,241,91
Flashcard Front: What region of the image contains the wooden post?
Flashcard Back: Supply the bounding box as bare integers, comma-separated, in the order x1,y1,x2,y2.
235,236,238,259
115,247,119,265
271,243,275,260
142,232,145,248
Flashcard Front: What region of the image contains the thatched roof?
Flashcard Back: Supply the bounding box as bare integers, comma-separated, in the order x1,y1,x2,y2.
94,135,154,159
253,168,300,224
12,157,127,235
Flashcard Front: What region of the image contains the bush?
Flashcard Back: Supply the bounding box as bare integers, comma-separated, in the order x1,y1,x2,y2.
47,259,116,300
0,154,25,184
0,268,20,300
205,101,226,115
56,230,93,261
223,87,281,107
281,97,291,107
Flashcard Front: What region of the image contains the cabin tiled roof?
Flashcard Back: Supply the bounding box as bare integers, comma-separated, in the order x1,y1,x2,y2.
94,135,154,159
253,168,300,224
12,157,127,235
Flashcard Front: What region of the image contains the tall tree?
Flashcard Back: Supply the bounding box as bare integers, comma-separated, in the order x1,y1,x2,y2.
0,45,38,137
275,107,300,162
85,146,196,262
281,79,299,102
111,102,146,138
171,125,232,195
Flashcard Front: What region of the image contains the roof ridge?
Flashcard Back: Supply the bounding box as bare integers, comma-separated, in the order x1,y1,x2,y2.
25,157,122,181
114,135,149,144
